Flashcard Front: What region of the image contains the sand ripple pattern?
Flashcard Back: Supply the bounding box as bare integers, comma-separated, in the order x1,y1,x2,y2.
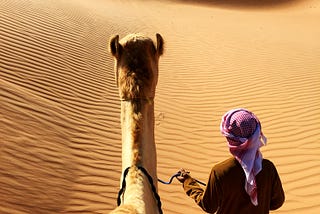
1,0,320,213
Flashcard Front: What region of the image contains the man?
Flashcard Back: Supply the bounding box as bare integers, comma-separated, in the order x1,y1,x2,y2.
177,108,285,214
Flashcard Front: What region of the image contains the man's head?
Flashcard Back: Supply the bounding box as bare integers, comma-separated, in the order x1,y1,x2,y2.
220,109,261,146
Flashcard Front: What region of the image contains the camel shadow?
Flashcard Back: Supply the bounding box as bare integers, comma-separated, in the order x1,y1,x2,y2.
174,0,306,9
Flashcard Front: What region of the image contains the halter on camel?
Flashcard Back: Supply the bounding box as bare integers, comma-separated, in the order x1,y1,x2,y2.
117,166,163,214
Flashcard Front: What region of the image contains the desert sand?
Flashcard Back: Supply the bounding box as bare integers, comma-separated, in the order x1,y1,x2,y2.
1,0,319,213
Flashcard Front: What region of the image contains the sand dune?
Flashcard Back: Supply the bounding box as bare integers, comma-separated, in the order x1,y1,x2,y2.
1,0,319,213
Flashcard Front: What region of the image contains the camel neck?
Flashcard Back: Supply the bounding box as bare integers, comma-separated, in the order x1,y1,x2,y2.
120,100,159,213
120,100,157,184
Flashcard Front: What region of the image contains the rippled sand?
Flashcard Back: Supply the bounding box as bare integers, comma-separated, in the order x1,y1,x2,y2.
1,0,319,213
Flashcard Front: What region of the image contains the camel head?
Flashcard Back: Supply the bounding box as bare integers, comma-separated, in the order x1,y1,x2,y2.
109,33,164,100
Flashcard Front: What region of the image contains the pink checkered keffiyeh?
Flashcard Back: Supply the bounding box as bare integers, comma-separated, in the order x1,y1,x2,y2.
220,108,267,206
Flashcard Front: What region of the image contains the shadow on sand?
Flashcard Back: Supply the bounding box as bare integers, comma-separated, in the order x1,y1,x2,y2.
173,0,306,9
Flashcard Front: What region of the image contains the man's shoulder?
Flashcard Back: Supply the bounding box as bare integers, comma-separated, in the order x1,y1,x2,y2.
211,157,239,174
262,158,276,168
262,158,279,174
216,156,237,166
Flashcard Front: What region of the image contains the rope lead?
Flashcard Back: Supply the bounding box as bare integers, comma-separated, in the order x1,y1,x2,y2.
117,168,206,214
117,166,163,214
158,173,207,186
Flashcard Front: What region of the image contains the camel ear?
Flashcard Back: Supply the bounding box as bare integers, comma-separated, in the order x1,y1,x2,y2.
156,33,164,56
109,35,122,58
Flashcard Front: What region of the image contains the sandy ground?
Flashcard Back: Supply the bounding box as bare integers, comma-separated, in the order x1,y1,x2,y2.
1,0,320,213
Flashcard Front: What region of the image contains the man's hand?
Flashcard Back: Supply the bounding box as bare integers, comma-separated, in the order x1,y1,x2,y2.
176,168,190,183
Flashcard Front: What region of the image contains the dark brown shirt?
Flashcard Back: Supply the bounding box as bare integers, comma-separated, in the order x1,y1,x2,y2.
183,157,285,214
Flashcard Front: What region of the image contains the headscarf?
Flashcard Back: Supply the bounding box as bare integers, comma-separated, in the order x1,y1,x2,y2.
220,108,267,206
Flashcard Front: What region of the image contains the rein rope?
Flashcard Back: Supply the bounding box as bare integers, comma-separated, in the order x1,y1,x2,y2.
158,173,207,186
117,166,163,214
117,167,206,213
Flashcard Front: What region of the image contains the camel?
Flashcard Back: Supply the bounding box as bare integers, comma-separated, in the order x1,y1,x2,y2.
109,33,164,214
